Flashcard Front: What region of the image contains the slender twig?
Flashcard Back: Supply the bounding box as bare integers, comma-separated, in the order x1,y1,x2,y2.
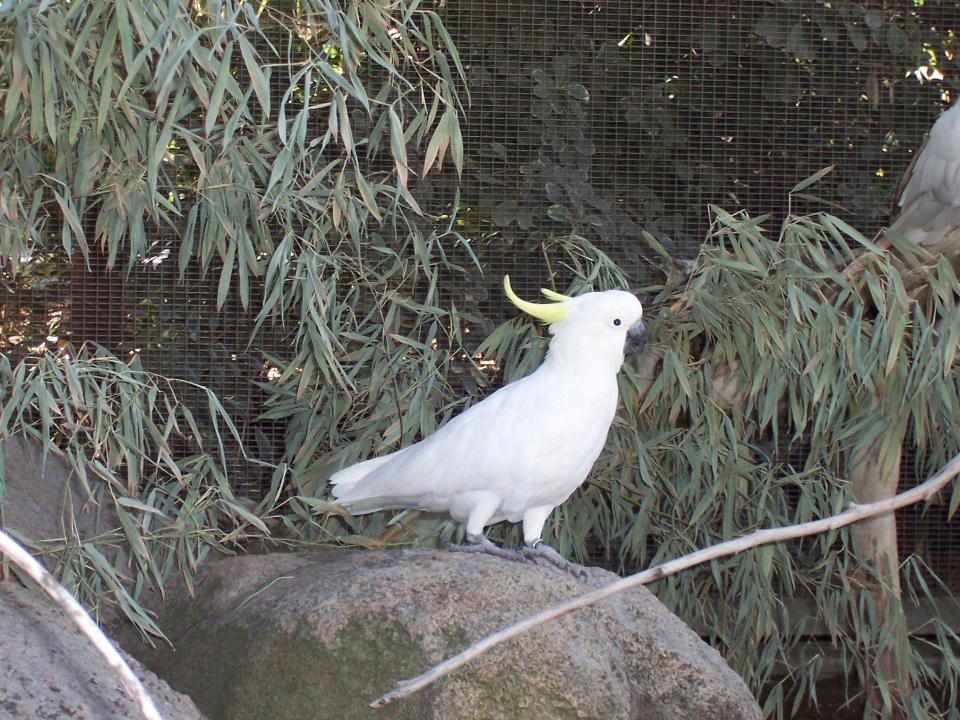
371,450,960,708
0,529,164,720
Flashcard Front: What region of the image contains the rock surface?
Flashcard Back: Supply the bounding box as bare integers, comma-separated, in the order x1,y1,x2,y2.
0,580,205,720
126,549,762,720
1,435,118,546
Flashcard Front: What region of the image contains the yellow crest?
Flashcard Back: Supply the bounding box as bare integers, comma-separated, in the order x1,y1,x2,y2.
503,275,568,324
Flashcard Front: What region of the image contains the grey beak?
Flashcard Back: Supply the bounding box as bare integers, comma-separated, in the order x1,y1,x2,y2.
624,320,648,355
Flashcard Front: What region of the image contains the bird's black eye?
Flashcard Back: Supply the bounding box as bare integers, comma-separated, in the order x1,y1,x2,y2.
613,318,622,327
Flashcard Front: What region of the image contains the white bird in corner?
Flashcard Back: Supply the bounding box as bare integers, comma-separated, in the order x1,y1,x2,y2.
889,98,960,250
330,275,648,577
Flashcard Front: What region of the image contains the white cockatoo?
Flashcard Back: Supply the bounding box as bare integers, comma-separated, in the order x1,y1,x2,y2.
889,99,960,249
330,275,648,576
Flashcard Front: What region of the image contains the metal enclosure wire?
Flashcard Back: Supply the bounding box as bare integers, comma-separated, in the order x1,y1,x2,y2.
1,0,958,583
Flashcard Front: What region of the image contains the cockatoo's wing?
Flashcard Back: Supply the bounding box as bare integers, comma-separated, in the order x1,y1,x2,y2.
330,376,539,512
330,369,614,517
890,102,960,248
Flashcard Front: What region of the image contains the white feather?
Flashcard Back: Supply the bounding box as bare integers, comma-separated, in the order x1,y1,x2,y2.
330,287,646,544
891,101,960,248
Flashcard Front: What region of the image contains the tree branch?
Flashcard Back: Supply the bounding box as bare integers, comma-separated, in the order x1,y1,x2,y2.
372,450,960,708
0,529,164,720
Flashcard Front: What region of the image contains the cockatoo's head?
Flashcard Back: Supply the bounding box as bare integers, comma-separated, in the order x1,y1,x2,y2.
503,276,648,362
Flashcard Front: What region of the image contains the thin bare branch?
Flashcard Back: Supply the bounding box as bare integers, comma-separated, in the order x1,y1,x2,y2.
0,529,164,720
371,450,960,708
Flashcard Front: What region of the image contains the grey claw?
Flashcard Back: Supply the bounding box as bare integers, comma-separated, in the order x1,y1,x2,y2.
522,542,589,580
446,534,523,562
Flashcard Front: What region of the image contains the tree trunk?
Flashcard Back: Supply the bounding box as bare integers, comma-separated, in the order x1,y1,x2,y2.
849,429,911,717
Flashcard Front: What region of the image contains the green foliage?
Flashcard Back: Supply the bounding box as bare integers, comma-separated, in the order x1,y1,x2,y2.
0,0,468,631
557,208,960,718
1,1,960,719
0,0,465,284
0,344,279,637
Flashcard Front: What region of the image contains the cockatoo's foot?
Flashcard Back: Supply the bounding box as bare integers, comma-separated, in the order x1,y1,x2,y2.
522,541,588,580
445,534,524,562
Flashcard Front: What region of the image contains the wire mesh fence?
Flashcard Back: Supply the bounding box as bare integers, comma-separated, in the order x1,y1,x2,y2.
1,0,958,584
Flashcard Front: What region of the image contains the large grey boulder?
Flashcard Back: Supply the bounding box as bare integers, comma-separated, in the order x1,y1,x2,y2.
1,435,118,546
127,549,762,720
0,580,205,720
